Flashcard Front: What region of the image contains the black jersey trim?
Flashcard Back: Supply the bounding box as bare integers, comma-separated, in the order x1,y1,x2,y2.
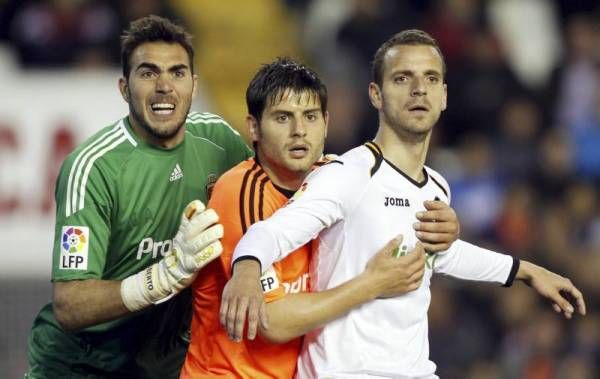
239,162,260,233
272,183,296,199
429,174,449,198
232,256,262,274
503,257,521,287
258,176,269,221
364,142,383,177
248,169,266,226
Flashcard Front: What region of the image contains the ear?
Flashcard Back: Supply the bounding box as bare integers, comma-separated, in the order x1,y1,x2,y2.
323,110,329,138
246,115,260,142
191,74,199,99
368,82,382,110
441,83,448,111
118,78,129,103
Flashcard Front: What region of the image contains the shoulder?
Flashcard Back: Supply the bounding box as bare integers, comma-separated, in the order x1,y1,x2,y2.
60,118,135,178
185,112,241,140
310,145,376,183
213,159,258,191
424,165,451,199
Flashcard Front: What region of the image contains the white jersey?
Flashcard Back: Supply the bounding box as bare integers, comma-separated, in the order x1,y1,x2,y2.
233,143,519,379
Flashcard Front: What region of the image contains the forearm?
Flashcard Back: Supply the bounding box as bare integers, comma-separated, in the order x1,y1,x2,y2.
259,273,376,343
434,239,518,285
53,279,130,331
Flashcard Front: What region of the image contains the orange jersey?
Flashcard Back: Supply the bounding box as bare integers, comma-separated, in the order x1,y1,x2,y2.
181,158,311,379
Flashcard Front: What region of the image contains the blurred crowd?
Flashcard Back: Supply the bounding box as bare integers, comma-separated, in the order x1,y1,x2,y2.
1,0,598,378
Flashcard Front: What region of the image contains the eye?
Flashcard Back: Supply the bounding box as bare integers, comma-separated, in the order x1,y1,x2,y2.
306,112,318,122
428,76,440,84
174,70,186,78
276,114,289,123
393,75,408,84
140,70,156,79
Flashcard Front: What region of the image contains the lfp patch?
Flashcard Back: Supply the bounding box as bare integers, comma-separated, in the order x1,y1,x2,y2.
59,226,89,270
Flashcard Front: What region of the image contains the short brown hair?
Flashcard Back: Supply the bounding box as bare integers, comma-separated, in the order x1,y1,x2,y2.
372,29,446,86
120,15,194,78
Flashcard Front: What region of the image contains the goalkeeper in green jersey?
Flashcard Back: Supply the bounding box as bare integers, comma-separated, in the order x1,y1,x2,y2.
26,15,252,378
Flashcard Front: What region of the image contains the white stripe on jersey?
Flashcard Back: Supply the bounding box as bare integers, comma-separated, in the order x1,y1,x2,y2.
77,135,127,212
66,120,133,217
65,123,120,217
186,112,241,135
119,119,137,147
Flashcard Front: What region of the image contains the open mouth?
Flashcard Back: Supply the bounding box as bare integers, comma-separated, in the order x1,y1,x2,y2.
408,105,429,112
289,145,309,158
150,103,176,115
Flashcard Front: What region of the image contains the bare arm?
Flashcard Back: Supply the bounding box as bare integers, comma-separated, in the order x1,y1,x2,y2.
53,279,129,331
516,260,586,319
259,237,426,343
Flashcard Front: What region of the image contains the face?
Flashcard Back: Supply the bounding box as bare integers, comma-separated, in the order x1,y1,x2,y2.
249,90,328,183
369,44,447,138
119,41,197,144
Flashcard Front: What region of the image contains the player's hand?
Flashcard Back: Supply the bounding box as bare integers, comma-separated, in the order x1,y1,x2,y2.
518,261,586,319
121,200,223,311
220,259,269,342
364,236,426,298
413,200,460,253
166,200,224,283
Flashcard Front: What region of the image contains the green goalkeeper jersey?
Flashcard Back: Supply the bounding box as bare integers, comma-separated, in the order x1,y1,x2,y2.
27,112,252,378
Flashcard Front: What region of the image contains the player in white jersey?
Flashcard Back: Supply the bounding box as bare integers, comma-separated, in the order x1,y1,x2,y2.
222,30,587,378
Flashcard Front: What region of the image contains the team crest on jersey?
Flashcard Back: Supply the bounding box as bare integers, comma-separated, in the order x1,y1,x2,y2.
59,226,89,270
287,182,308,205
206,173,218,200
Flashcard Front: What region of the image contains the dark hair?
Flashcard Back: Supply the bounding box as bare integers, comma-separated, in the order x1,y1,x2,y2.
372,29,446,86
246,57,327,122
120,15,194,78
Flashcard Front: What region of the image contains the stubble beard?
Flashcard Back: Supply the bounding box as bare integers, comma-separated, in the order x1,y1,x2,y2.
129,92,190,141
382,105,431,144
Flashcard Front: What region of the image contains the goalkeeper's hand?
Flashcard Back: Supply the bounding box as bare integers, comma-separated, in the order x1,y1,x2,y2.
120,200,223,311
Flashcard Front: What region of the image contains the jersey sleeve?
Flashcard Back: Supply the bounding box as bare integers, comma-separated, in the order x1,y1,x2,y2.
433,239,519,286
207,170,245,279
52,154,113,281
232,161,368,271
187,112,253,168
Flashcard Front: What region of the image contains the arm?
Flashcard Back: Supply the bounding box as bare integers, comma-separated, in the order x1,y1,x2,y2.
221,163,361,340
260,237,426,343
515,260,586,319
54,201,223,331
53,280,128,331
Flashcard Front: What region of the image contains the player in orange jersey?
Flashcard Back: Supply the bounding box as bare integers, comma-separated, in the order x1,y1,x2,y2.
181,57,461,378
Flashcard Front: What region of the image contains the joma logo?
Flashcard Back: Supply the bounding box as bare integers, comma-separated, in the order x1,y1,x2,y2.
384,197,410,207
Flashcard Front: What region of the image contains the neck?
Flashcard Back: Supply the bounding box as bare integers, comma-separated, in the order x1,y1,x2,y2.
128,115,184,149
256,153,306,192
373,122,431,182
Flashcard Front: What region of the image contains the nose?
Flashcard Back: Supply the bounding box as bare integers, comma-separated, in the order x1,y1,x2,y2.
291,119,307,137
155,73,173,94
411,77,426,97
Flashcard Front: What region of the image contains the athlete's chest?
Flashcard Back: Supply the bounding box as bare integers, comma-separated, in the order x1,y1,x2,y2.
351,167,448,249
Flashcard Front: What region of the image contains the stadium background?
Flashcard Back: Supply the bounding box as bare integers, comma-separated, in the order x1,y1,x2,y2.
0,0,598,377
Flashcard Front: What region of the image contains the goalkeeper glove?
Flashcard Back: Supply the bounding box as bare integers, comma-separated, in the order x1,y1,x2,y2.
120,200,223,311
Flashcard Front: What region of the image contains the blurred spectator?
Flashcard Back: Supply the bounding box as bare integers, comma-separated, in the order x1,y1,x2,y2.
447,132,504,239
494,97,543,181
494,183,537,258
7,0,121,68
441,28,525,145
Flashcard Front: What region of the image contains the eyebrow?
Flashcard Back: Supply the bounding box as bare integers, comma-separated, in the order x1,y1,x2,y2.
134,62,190,72
390,69,442,77
271,107,322,116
